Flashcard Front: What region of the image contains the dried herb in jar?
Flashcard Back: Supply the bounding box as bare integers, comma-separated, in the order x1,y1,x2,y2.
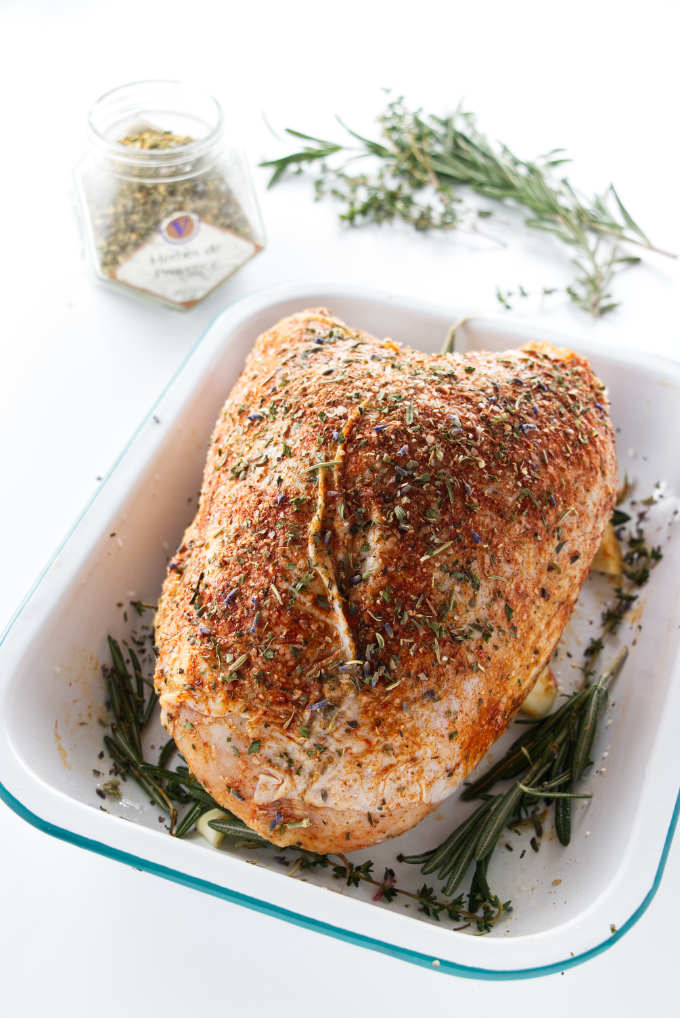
75,82,264,310
95,128,259,283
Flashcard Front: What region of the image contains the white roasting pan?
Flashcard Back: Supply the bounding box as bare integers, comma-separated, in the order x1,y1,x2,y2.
1,284,678,979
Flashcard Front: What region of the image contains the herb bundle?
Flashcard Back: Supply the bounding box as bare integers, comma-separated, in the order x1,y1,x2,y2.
261,96,674,317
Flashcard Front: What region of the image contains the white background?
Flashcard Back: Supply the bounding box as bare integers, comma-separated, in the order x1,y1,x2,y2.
1,1,679,1014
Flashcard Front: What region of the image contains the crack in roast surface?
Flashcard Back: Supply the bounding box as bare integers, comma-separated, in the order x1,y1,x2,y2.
306,407,365,664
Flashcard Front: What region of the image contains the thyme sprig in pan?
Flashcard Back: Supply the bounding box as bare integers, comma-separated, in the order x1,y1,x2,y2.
261,96,674,317
401,649,628,896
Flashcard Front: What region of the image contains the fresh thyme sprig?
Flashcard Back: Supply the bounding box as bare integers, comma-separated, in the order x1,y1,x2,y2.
584,523,662,675
261,96,675,317
328,856,509,933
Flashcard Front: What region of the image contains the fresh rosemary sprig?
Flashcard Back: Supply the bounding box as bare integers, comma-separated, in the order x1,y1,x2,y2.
103,636,178,832
102,635,235,838
261,96,674,317
401,648,628,895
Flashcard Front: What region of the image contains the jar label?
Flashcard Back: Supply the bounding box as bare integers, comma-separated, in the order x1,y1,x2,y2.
114,214,257,306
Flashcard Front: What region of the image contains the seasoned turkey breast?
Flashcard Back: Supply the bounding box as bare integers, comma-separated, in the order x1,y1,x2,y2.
154,309,616,853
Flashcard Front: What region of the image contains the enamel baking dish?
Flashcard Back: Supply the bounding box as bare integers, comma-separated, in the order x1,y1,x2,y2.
1,284,679,980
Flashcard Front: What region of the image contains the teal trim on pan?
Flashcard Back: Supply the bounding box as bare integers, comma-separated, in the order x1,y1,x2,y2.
1,290,678,980
1,779,678,981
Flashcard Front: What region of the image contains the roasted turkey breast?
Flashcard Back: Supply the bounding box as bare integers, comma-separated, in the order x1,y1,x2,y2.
154,309,616,853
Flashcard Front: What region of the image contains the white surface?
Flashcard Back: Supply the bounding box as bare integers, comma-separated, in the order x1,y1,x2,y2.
1,1,679,1014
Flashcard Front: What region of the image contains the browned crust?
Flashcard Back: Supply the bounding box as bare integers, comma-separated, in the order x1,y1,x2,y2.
154,309,617,852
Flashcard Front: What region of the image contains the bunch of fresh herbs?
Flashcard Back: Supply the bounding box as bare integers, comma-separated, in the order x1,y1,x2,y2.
261,96,674,317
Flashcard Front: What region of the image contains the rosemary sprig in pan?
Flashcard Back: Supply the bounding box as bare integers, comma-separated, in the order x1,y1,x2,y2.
102,636,254,841
103,636,178,832
261,96,675,317
401,648,628,899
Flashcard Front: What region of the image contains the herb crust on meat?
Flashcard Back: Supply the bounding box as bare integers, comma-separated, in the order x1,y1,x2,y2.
154,309,616,853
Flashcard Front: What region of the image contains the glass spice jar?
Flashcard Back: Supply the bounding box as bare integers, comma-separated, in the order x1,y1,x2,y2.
74,80,265,310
